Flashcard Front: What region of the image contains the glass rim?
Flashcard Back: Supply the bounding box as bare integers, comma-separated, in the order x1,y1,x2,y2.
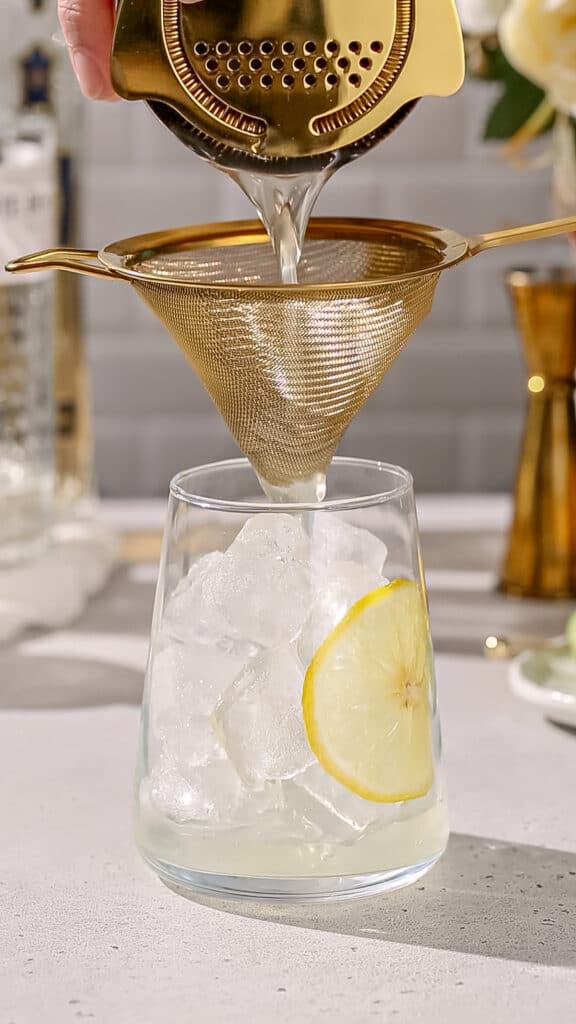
170,457,413,513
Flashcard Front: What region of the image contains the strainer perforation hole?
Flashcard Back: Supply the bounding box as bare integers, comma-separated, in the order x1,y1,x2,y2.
293,57,306,71
250,56,263,72
216,41,231,57
282,41,295,55
227,57,241,73
205,58,219,74
238,40,253,55
303,40,317,55
216,74,231,91
325,73,338,89
238,74,252,90
260,74,273,89
260,40,275,55
349,41,362,54
349,73,362,87
271,57,285,72
193,41,209,57
315,56,328,71
325,40,339,54
337,57,350,71
370,40,384,53
282,74,295,90
359,57,373,70
303,73,317,89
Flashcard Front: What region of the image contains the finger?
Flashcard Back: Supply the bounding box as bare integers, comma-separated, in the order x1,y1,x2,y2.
58,0,118,100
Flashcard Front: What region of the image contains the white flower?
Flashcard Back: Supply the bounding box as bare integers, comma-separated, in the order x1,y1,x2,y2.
499,0,576,115
456,0,509,35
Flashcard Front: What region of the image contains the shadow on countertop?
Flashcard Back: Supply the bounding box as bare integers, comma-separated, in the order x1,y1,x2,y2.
0,652,144,709
177,833,576,968
0,572,152,709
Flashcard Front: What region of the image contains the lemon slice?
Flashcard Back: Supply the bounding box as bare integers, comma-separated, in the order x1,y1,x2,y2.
302,579,434,802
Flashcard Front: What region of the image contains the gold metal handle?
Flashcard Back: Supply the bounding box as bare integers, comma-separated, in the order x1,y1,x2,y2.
5,248,118,280
468,215,576,256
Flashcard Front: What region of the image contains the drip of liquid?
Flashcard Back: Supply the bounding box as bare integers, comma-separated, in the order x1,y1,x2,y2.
230,169,331,286
227,169,332,502
257,473,327,504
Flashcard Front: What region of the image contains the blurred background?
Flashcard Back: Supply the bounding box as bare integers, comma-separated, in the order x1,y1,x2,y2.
1,3,560,498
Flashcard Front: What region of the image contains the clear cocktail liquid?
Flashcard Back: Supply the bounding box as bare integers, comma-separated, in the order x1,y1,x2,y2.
231,168,333,501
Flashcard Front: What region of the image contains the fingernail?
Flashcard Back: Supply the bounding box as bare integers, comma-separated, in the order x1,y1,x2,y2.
71,49,106,99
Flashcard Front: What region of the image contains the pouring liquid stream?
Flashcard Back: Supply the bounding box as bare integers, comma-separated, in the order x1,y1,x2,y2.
230,168,332,501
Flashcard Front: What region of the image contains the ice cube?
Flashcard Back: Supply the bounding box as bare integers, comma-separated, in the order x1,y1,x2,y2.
211,514,312,646
162,552,230,644
290,764,402,838
168,712,226,774
312,513,388,573
298,560,388,666
163,517,312,649
148,642,248,735
148,701,223,777
143,759,247,826
232,512,310,561
213,556,311,647
214,647,314,784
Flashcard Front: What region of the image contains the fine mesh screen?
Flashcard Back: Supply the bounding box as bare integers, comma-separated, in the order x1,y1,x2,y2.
126,234,442,486
130,234,445,284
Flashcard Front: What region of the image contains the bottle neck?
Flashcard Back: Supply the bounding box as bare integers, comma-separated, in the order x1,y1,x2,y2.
20,46,53,113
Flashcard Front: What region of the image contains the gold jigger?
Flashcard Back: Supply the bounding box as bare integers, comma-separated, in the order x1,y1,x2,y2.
500,269,576,599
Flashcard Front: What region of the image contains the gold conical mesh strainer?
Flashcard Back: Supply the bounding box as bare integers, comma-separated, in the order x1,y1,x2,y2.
7,216,576,488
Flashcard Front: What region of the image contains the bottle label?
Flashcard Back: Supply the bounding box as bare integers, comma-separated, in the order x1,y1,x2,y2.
0,140,57,281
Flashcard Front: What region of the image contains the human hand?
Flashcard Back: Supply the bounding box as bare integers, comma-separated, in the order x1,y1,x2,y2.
58,0,205,101
58,0,118,100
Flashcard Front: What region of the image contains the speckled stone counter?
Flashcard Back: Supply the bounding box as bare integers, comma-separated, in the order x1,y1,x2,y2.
2,501,575,1023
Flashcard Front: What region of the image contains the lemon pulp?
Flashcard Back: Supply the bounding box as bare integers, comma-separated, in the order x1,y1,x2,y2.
302,579,434,802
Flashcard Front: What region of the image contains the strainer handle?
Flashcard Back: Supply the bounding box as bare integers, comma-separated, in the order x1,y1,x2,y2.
5,248,118,280
468,215,576,255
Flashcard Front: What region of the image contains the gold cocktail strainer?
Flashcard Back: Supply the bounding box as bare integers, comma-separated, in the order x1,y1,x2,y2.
111,0,465,171
7,216,576,488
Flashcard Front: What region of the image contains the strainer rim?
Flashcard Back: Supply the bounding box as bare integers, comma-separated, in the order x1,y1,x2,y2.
169,456,414,512
98,216,469,291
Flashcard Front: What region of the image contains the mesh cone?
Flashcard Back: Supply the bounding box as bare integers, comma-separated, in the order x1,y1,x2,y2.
128,233,441,486
8,215,576,486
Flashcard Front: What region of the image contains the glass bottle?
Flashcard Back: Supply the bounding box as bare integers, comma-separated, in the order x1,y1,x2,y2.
17,1,94,510
0,105,57,561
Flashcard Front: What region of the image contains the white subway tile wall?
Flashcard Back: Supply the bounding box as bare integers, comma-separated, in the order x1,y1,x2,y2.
83,85,559,496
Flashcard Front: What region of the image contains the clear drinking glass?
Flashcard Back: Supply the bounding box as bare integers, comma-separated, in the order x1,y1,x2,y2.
136,458,448,901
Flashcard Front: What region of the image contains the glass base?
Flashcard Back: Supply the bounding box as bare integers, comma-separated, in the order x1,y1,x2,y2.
143,852,443,904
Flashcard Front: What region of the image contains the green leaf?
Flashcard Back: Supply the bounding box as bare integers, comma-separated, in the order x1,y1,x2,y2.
478,45,550,141
480,42,510,82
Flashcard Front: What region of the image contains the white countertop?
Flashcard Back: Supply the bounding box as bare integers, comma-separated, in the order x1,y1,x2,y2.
2,499,576,1022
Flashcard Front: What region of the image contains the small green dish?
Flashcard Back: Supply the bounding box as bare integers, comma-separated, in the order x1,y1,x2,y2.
509,643,576,728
